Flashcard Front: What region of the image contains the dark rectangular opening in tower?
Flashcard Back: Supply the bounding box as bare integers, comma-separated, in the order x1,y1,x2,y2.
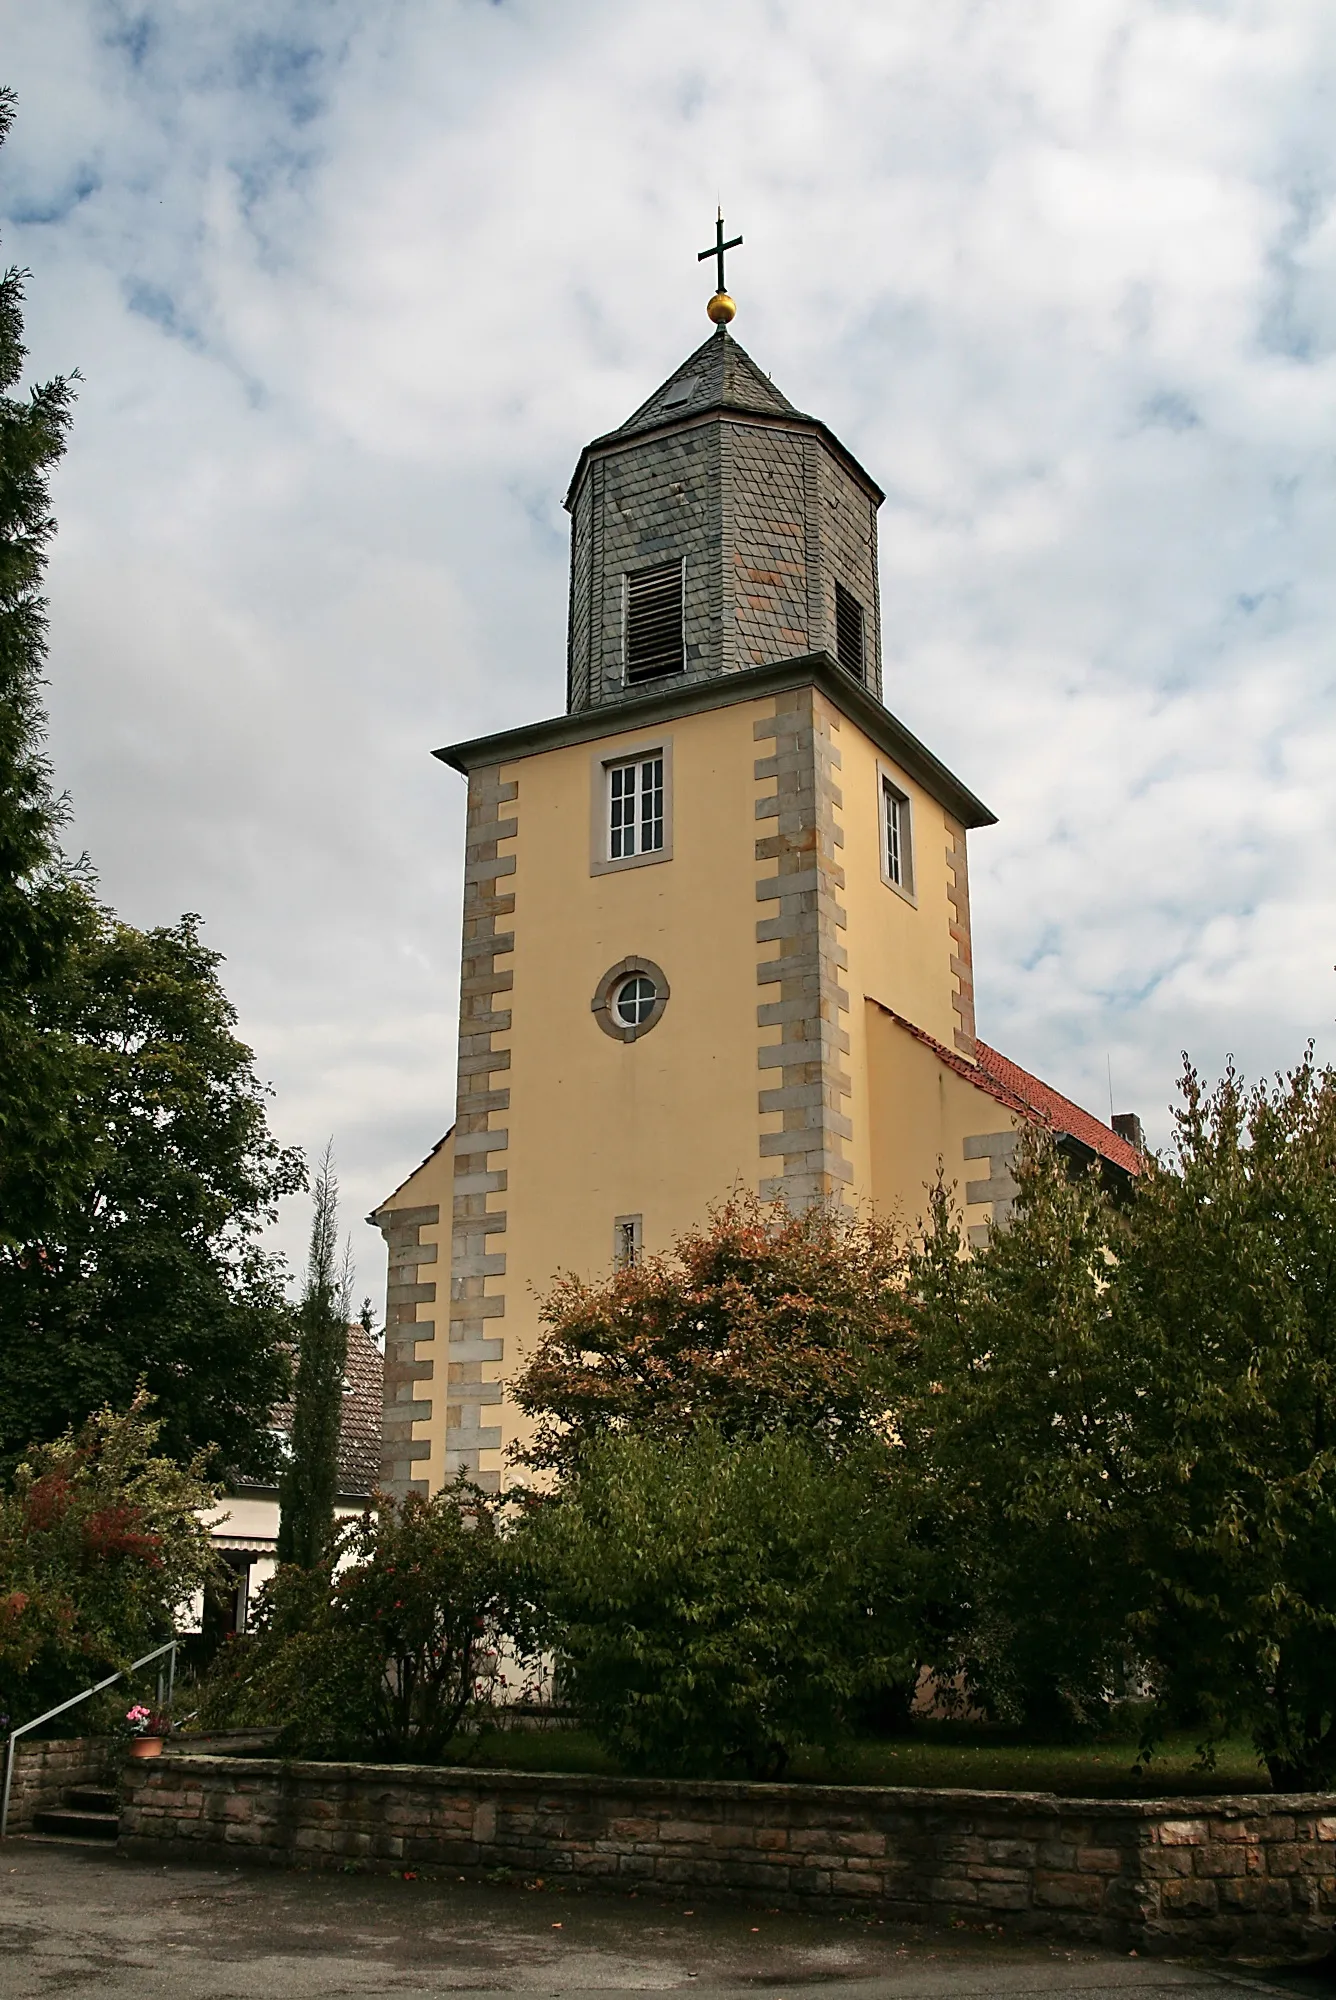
625,561,685,683
835,583,866,682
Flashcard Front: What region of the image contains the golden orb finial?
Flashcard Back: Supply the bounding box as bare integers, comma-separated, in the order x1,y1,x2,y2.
707,290,736,326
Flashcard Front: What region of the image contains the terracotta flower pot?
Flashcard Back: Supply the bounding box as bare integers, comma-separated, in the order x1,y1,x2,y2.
128,1735,164,1759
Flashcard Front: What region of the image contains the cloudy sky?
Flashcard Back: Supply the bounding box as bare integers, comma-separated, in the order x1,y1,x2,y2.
3,0,1334,1296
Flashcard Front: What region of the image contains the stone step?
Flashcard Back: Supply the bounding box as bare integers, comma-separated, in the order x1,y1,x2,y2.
64,1787,118,1815
32,1807,118,1842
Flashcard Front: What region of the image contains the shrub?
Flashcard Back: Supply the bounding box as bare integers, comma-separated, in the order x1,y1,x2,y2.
201,1486,527,1759
0,1392,219,1730
519,1428,914,1778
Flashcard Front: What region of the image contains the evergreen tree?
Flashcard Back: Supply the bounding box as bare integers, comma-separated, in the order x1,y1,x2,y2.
0,87,98,1249
278,1146,351,1568
0,93,303,1475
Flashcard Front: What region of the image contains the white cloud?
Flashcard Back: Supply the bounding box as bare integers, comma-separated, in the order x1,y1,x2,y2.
2,0,1333,1287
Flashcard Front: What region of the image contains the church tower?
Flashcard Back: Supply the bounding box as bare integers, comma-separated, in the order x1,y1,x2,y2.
374,249,1142,1497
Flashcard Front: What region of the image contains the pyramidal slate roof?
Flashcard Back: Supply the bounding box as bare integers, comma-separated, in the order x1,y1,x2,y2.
611,326,800,441
567,324,883,510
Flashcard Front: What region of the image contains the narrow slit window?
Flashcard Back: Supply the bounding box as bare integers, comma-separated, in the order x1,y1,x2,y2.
608,755,665,859
881,775,914,896
614,1214,643,1268
835,583,866,682
625,560,685,683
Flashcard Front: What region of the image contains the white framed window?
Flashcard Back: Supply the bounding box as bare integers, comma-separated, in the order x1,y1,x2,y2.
879,771,915,900
608,754,664,860
591,954,672,1043
613,1214,643,1268
590,739,673,875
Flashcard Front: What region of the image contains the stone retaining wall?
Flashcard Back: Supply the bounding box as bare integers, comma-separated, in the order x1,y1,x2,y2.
5,1736,115,1833
119,1754,1336,1956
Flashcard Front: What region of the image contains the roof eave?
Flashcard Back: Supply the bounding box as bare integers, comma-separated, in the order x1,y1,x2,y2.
435,651,996,830
564,405,886,513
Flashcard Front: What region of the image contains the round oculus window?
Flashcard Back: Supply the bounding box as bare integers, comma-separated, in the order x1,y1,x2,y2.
613,973,658,1027
591,955,670,1041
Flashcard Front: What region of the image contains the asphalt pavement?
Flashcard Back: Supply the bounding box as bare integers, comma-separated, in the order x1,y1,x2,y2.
2,1840,1333,2000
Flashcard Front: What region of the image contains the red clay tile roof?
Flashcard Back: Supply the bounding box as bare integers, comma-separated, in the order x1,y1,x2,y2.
973,1043,1143,1176
872,1001,1142,1177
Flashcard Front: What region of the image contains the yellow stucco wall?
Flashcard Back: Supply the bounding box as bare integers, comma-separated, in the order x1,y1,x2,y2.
494,698,769,1468
385,681,1012,1491
834,712,971,1203
864,1003,1017,1237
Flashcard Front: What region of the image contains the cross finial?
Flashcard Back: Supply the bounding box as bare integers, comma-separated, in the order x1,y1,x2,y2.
698,208,742,325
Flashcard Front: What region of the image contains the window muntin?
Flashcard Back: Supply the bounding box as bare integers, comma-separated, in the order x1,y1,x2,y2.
835,582,866,682
614,974,658,1027
880,774,915,898
592,955,671,1041
608,755,664,860
625,560,685,683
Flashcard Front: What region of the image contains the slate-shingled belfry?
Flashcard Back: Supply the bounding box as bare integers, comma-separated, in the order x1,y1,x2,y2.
564,325,885,712
374,253,1144,1498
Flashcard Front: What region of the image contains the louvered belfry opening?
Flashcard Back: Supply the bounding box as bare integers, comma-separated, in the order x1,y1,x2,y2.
625,560,685,684
835,583,866,682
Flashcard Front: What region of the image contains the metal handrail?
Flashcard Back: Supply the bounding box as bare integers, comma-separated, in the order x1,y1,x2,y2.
0,1638,177,1840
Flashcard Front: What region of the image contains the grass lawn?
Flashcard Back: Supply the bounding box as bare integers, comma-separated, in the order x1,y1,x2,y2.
449,1723,1272,1797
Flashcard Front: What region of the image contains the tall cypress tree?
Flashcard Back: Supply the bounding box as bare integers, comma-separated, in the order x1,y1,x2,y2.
0,86,97,1249
277,1146,351,1568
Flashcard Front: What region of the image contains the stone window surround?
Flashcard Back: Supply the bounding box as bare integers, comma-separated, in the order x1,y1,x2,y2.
589,737,674,876
877,760,917,906
591,955,671,1043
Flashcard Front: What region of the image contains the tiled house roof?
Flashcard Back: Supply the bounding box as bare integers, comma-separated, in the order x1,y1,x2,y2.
241,1323,384,1501
336,1324,385,1499
974,1043,1143,1178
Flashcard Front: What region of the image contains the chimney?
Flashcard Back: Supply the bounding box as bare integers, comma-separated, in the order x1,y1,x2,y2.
1111,1112,1144,1154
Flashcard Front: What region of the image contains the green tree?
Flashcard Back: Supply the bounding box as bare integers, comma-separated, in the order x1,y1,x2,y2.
0,94,303,1477
904,1056,1336,1785
278,1146,350,1567
0,88,99,1251
203,1487,523,1759
512,1192,910,1475
0,1390,220,1727
900,1138,1141,1737
1121,1054,1336,1787
520,1427,913,1778
0,917,304,1477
